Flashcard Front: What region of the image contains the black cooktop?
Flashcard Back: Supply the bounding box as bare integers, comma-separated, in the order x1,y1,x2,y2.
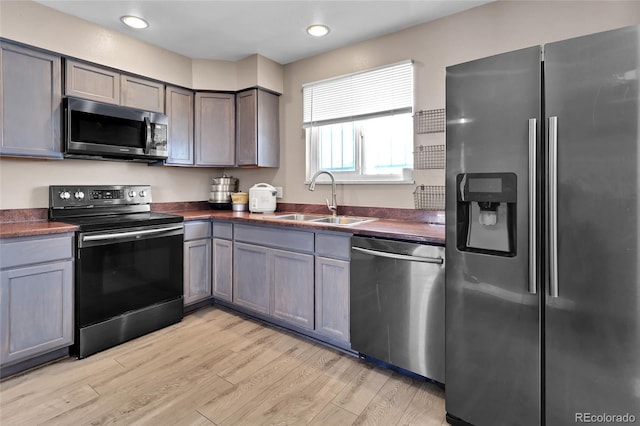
59,211,184,232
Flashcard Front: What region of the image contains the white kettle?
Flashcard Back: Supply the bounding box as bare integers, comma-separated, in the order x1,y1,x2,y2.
249,183,277,213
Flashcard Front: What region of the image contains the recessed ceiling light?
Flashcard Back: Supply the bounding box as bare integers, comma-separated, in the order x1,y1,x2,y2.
306,24,330,37
121,15,149,29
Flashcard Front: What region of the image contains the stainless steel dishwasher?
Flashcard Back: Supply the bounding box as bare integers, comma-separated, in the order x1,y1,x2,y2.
350,236,445,383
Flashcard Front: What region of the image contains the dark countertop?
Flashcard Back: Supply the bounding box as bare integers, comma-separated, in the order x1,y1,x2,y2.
0,221,78,239
179,210,445,245
0,209,445,245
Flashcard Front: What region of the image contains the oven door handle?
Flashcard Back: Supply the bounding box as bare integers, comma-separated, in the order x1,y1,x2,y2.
82,225,184,242
352,246,444,264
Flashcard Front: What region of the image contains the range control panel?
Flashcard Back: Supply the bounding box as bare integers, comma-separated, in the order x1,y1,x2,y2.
49,185,152,209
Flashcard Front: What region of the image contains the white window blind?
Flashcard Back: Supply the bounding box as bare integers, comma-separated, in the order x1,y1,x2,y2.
303,60,413,127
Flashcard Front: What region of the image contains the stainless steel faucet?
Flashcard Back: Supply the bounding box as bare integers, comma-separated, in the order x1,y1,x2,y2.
309,170,338,217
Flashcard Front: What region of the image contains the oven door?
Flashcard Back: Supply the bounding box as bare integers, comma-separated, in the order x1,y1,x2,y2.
76,223,183,329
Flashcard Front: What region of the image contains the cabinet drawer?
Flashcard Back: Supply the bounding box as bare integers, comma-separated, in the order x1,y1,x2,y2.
0,234,73,269
212,221,233,240
184,221,211,241
234,224,313,253
316,233,352,260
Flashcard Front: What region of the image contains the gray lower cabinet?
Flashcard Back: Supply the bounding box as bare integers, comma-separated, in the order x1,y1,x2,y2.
0,42,62,159
232,224,315,329
211,221,233,302
183,221,212,306
314,232,352,345
271,248,314,329
165,86,195,165
0,234,74,369
233,242,270,314
195,92,235,166
315,256,350,343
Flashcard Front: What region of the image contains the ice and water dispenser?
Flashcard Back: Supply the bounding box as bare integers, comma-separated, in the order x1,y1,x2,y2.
456,173,517,256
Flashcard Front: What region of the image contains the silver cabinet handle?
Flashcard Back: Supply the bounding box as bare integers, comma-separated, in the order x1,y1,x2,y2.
352,246,444,264
549,116,559,298
83,225,183,242
528,118,537,295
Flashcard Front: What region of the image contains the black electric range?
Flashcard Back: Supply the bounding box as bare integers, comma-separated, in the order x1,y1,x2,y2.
49,185,184,359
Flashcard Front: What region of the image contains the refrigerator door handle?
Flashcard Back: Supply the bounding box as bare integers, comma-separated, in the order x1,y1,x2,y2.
549,116,559,298
528,118,537,294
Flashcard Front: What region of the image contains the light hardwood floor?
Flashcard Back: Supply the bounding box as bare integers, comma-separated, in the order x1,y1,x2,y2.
0,307,447,425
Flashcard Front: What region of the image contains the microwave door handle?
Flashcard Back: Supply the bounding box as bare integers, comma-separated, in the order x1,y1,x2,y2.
144,116,152,154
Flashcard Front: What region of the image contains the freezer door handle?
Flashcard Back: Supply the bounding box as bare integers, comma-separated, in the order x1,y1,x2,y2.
528,118,537,294
549,116,559,298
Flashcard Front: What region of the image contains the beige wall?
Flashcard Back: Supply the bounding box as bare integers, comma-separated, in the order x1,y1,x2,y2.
1,1,638,209
229,0,639,210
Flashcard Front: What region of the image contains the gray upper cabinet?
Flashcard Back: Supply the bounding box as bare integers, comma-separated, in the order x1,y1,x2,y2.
165,86,194,165
0,233,74,368
0,42,62,159
195,92,235,166
236,88,280,167
65,59,165,113
65,59,120,104
121,74,165,113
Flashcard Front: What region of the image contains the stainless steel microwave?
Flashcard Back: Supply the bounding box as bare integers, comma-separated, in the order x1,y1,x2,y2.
64,97,169,162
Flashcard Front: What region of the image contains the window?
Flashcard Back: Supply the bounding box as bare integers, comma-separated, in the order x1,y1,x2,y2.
303,60,414,184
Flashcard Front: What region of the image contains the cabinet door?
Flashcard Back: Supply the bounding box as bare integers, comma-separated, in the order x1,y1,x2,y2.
233,242,269,314
1,261,73,366
271,248,314,330
236,88,279,167
235,89,257,165
315,257,350,343
183,239,212,305
212,238,233,302
165,86,194,165
195,92,235,166
65,59,120,104
121,74,165,113
0,43,62,159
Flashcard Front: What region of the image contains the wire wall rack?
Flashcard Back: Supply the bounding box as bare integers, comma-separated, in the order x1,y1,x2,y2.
414,144,445,170
413,185,445,210
414,108,445,134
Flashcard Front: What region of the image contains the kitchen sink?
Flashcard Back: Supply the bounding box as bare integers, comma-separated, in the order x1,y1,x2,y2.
269,213,375,226
270,213,327,221
308,216,375,226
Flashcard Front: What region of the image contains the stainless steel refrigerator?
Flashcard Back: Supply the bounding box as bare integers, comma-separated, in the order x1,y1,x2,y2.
445,25,640,426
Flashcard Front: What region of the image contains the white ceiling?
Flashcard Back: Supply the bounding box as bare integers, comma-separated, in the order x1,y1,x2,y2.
35,0,491,64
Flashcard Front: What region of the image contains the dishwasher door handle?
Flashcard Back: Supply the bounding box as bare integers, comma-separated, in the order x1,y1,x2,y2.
352,246,444,264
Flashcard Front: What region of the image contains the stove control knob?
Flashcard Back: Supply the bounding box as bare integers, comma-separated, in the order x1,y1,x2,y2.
139,190,147,198
74,191,85,200
59,191,71,200
128,190,137,198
